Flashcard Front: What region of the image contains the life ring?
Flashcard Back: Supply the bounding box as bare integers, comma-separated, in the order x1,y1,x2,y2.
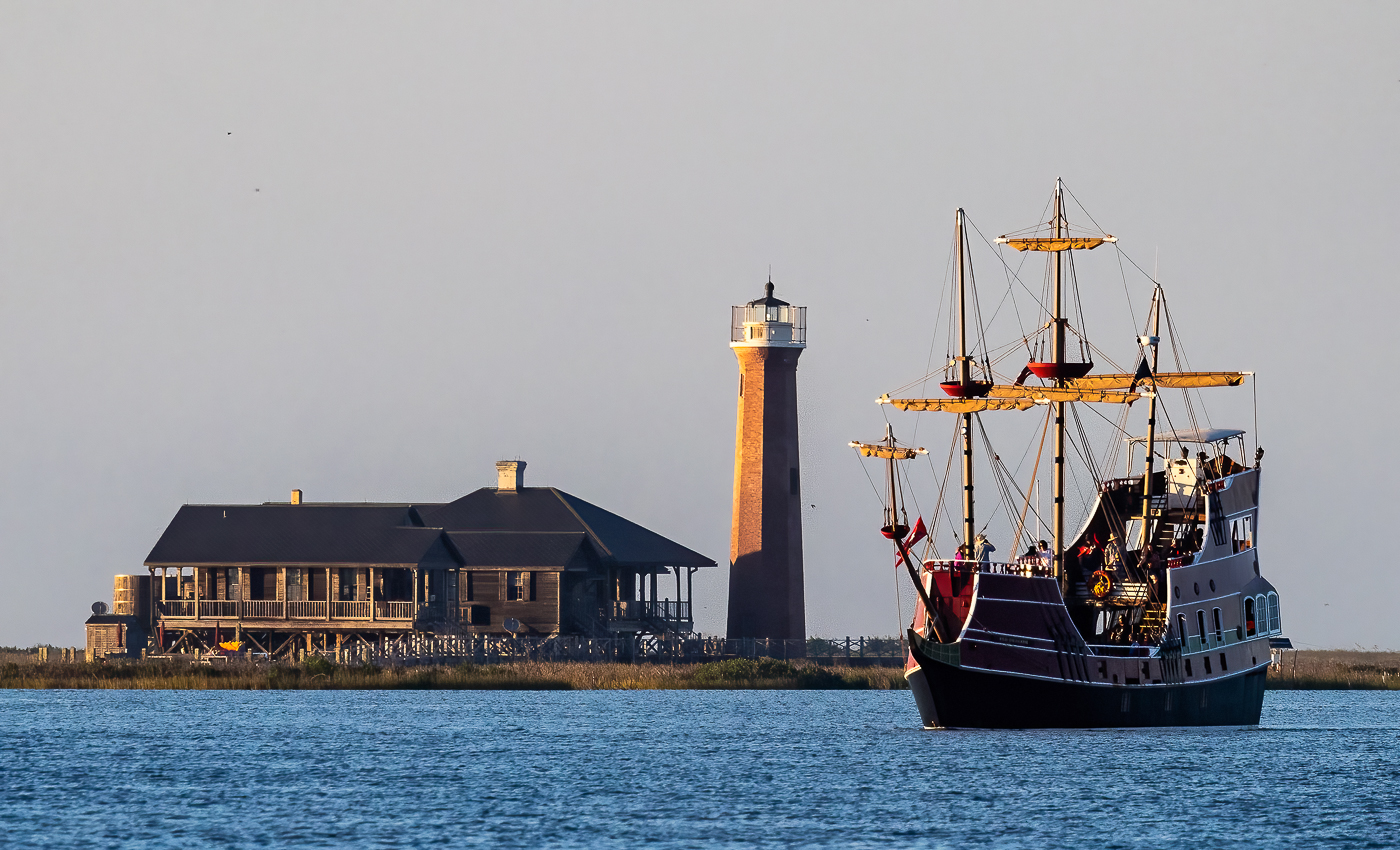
1089,570,1113,599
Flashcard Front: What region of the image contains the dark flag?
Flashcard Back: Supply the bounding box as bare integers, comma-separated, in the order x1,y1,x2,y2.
1129,356,1153,392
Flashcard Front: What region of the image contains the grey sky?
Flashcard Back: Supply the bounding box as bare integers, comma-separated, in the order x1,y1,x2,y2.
1,3,1395,648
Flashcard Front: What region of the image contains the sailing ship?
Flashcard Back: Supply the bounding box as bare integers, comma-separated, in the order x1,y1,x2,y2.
853,181,1286,728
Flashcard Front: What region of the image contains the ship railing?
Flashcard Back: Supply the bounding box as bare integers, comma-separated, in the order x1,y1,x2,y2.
1086,644,1159,658
1180,628,1249,655
922,559,1054,578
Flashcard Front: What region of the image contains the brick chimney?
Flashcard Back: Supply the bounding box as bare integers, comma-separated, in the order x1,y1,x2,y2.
496,460,526,491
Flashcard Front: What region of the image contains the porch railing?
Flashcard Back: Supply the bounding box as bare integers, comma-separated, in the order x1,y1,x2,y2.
198,600,238,618
157,600,194,618
608,601,692,622
156,598,417,622
241,600,283,619
383,601,415,620
332,601,371,619
287,600,327,618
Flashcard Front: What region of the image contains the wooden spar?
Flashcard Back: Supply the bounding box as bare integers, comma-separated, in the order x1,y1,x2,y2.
1051,179,1067,592
956,209,976,552
881,425,948,643
898,543,947,644
1138,286,1163,551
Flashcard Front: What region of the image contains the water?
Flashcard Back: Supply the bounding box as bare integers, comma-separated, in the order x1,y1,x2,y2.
1,689,1397,849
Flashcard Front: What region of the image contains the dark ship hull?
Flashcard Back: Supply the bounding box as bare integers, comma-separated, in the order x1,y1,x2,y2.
907,630,1267,729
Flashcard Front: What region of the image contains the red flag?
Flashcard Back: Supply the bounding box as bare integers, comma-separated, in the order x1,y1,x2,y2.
896,517,928,566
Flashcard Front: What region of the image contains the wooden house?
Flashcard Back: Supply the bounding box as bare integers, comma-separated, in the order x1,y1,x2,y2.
130,461,715,657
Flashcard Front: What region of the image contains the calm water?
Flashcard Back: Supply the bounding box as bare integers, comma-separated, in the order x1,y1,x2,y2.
1,689,1397,849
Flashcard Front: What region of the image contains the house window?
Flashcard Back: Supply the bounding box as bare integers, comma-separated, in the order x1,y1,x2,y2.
447,571,458,603
463,572,474,602
508,571,534,602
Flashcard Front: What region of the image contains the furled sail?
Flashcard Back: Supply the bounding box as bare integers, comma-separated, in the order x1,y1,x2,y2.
848,441,927,459
879,396,1037,412
995,236,1116,251
987,386,1141,404
1069,371,1245,390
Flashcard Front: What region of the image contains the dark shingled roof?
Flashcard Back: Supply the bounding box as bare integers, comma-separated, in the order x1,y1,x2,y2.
447,531,590,569
144,505,453,567
419,488,715,568
144,487,714,570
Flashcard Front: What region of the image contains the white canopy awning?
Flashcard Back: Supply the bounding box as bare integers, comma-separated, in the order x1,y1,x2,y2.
1128,428,1245,444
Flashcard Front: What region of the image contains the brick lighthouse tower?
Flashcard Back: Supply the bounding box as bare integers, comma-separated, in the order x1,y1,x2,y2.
727,280,807,644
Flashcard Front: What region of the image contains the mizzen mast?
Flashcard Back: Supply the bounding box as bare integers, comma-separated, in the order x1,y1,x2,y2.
1137,286,1163,551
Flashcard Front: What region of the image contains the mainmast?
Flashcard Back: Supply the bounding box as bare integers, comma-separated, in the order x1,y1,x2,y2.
1051,180,1067,589
955,209,976,551
1137,286,1163,550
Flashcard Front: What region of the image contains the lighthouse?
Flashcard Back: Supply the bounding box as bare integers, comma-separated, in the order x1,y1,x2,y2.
727,280,806,644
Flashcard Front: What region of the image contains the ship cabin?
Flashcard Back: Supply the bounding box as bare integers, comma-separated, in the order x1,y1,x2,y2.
136,461,715,658
1060,428,1281,660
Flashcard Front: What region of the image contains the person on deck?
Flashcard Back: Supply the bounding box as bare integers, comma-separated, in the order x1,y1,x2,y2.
975,534,995,563
1037,540,1052,568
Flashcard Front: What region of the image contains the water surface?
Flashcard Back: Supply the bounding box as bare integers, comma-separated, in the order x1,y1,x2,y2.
1,690,1396,848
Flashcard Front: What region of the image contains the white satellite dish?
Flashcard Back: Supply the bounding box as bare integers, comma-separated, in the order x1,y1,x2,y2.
91,601,108,616
503,617,522,635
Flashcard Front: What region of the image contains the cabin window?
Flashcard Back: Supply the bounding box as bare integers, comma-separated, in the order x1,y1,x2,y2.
1185,658,1193,677
508,571,535,602
1176,614,1188,644
1267,592,1281,634
1203,655,1212,674
1219,653,1228,672
1212,608,1223,642
1244,597,1256,636
1196,610,1208,648
1231,516,1254,554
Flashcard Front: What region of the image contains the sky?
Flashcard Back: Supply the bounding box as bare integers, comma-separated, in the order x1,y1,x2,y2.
1,2,1396,649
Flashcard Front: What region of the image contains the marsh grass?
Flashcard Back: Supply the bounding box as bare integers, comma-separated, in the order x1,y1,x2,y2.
1266,650,1400,690
0,657,909,691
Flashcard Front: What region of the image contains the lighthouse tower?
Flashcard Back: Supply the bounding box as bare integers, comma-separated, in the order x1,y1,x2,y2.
727,280,806,644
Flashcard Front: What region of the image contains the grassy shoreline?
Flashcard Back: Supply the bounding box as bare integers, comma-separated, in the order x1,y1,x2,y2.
2,650,1396,691
0,657,909,691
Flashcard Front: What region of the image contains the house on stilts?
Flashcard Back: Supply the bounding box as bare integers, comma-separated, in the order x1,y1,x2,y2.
97,461,715,659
